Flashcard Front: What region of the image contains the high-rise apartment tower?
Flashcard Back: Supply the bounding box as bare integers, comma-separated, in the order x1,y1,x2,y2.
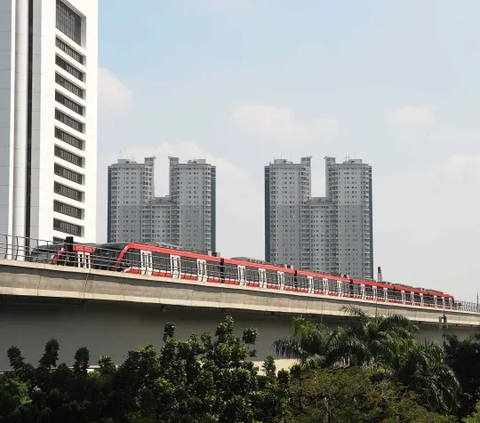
265,156,373,279
108,157,216,253
107,157,155,243
0,0,98,245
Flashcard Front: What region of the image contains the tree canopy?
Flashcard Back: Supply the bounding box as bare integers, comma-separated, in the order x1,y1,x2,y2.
1,310,480,422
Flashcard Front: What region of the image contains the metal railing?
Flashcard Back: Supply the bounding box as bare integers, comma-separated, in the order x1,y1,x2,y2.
0,233,479,314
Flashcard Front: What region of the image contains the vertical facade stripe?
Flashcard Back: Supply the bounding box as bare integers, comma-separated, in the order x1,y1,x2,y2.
25,0,34,243
107,167,112,242
211,167,216,252
264,166,270,262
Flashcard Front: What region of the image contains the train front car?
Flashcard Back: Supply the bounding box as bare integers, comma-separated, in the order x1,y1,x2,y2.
29,244,63,264
91,243,127,271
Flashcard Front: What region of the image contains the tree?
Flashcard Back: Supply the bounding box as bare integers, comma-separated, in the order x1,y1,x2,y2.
274,307,461,415
287,366,456,423
446,333,480,417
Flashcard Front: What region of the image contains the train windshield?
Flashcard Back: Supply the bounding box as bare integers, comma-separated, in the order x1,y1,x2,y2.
30,245,61,263
91,243,126,270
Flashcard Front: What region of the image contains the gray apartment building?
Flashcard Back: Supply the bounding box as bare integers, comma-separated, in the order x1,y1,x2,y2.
108,157,216,253
265,156,373,279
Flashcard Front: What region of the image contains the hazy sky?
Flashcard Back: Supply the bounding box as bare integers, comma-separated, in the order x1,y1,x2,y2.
96,0,480,302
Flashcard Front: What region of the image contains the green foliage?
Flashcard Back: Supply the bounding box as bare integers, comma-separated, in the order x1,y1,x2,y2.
287,367,455,423
2,311,480,422
0,316,287,423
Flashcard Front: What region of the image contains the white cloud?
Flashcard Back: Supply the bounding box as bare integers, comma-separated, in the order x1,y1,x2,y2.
374,154,480,301
388,105,436,126
98,68,133,114
229,103,339,140
98,141,264,259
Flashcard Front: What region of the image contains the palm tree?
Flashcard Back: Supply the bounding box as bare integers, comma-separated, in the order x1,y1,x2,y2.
272,317,335,369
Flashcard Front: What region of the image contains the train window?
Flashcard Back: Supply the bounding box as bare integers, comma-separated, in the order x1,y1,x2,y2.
224,263,237,282
424,294,434,307
390,290,402,303
284,273,294,290
206,261,220,280
124,250,140,268
296,275,308,291
180,257,197,277
414,293,421,304
266,270,277,288
246,267,260,284
152,252,170,273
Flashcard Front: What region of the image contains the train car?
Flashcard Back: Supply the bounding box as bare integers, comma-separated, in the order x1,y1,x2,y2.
91,242,223,283
89,241,454,310
30,241,96,268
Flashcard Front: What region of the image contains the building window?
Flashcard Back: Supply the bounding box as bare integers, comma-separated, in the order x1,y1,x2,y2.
56,37,84,64
54,181,84,202
55,91,84,116
55,55,84,82
55,73,84,99
54,163,84,185
54,145,84,168
56,0,82,45
54,200,83,219
54,218,83,237
55,109,84,133
54,127,84,151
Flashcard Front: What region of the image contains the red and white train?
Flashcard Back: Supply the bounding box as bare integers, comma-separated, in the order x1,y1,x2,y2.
30,239,455,310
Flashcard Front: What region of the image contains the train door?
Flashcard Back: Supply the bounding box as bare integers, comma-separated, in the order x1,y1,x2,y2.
277,271,285,290
448,298,453,309
258,269,266,288
360,284,366,300
337,281,343,297
322,278,329,295
197,259,207,282
141,251,153,276
238,265,246,286
170,255,181,279
442,297,446,309
433,295,438,308
372,286,377,302
419,293,424,307
307,276,313,294
401,290,406,304
383,287,388,302
410,292,415,305
77,252,91,269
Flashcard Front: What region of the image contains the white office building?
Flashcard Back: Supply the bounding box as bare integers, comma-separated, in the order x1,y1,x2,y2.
265,156,373,279
107,157,155,243
108,157,216,253
0,0,98,246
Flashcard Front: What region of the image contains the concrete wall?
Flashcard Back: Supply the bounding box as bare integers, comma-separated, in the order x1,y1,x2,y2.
0,300,476,371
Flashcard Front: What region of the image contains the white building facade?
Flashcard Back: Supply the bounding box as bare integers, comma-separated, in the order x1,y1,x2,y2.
0,0,98,246
264,156,373,279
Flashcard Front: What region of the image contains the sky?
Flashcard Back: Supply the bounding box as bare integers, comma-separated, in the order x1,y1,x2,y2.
95,0,480,302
